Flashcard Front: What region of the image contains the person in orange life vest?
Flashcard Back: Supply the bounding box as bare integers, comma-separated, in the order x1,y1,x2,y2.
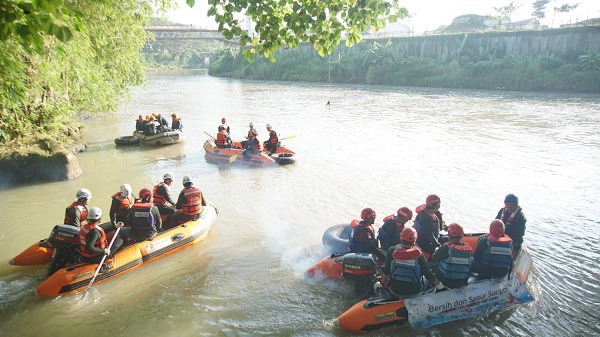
109,184,134,226
414,194,445,257
64,188,92,228
171,113,183,130
144,115,158,136
219,117,230,134
164,176,206,229
380,227,444,296
79,207,124,266
135,114,145,132
429,223,473,289
378,207,413,251
241,122,257,148
153,172,178,216
263,124,280,154
243,128,262,157
216,125,233,148
472,219,514,279
348,208,387,262
119,188,162,244
495,193,526,253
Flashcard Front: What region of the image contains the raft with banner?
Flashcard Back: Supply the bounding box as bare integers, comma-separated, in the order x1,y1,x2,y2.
333,245,534,332
203,139,296,166
133,129,185,146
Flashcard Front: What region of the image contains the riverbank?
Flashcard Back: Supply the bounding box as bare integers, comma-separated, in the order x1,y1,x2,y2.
0,123,87,189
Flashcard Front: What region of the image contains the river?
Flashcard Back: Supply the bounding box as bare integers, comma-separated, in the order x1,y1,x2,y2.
1,70,599,337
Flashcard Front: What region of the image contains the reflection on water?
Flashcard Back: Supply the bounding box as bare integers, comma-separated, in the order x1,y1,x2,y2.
1,71,599,336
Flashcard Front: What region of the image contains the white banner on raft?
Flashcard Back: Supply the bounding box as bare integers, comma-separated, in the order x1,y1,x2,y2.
405,247,534,329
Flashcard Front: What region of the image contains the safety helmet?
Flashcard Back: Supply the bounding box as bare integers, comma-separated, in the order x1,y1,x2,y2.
396,207,413,221
489,219,505,237
249,122,253,127
139,188,152,200
120,184,132,197
504,193,519,204
182,175,193,185
400,227,418,244
163,172,174,181
138,114,143,119
145,115,150,120
266,123,272,129
87,207,103,220
171,113,178,118
360,208,376,222
221,117,227,123
447,222,464,237
426,194,440,207
76,188,92,200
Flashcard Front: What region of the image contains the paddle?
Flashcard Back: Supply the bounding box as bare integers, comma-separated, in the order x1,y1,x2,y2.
203,131,216,140
80,223,123,300
229,153,241,163
280,135,296,141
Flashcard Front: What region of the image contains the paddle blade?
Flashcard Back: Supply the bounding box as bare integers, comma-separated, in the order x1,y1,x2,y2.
282,135,296,141
229,153,240,163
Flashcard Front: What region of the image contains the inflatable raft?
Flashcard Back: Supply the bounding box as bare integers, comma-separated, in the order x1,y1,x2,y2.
133,130,184,146
203,139,296,166
334,245,534,332
35,205,216,296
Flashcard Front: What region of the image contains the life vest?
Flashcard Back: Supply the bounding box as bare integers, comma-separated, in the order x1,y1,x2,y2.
247,128,256,138
390,246,423,283
377,219,401,251
268,130,279,145
64,202,88,227
172,118,182,130
216,131,229,147
413,209,440,238
111,192,133,220
480,234,513,275
349,221,376,253
79,222,107,258
438,242,473,282
130,202,156,236
181,187,202,216
153,182,168,206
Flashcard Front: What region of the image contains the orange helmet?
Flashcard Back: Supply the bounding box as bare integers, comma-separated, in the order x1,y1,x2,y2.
400,227,418,244
426,194,440,207
396,207,413,221
138,188,152,200
447,222,464,237
360,208,376,222
489,219,505,237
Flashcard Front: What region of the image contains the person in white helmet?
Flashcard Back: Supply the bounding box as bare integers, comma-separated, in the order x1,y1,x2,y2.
79,207,124,268
164,176,206,229
64,188,92,228
153,173,177,216
109,184,134,225
264,124,280,154
241,122,257,148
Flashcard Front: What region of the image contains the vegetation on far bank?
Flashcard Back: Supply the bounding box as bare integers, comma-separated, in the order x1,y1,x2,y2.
208,38,600,93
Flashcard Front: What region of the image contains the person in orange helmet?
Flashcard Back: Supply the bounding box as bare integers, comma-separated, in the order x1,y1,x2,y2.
472,219,514,279
135,114,145,132
377,206,413,251
119,188,162,244
380,227,444,296
171,113,183,130
413,194,445,257
429,222,473,289
349,208,387,262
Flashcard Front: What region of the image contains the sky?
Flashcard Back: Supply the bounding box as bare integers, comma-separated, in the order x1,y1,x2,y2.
165,0,600,34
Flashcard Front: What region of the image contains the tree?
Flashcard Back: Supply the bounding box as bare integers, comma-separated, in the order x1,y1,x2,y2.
184,0,408,62
531,0,550,20
552,2,580,27
493,1,522,29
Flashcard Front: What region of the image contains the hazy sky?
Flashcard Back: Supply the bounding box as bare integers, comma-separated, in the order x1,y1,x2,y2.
166,0,600,34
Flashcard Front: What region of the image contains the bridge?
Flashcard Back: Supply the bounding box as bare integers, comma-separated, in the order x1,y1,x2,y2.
146,25,236,42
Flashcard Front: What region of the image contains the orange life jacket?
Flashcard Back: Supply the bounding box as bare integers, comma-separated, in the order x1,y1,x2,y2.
216,131,229,147
111,192,133,219
181,187,202,216
268,130,279,144
64,202,88,227
153,182,168,206
79,222,107,258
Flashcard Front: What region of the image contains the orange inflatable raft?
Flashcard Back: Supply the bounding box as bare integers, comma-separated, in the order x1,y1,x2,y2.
203,139,296,166
29,205,217,296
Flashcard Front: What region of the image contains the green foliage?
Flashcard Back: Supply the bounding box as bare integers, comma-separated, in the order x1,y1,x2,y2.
578,50,600,71
531,0,551,20
188,0,408,62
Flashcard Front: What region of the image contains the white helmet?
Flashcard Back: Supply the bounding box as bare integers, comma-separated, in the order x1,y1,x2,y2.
87,207,103,220
120,184,132,197
76,188,92,200
163,172,174,181
266,124,271,129
182,176,193,185
249,122,254,127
